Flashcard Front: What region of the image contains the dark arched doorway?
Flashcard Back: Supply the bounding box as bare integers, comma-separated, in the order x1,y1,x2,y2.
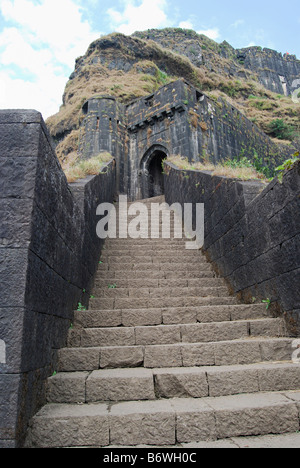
140,145,169,199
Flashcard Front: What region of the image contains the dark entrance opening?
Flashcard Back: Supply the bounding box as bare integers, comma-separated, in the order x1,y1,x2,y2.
148,151,166,198
140,146,168,199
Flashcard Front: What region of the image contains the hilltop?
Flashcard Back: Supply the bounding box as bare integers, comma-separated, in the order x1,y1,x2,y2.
45,28,300,166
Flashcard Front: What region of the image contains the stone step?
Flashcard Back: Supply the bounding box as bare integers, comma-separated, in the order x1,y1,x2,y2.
104,239,188,247
57,338,294,372
100,255,207,264
96,270,216,280
91,286,230,299
112,234,186,241
97,262,213,272
102,246,199,254
113,225,185,231
25,390,300,447
73,304,268,328
94,277,224,289
89,295,238,310
95,266,215,280
100,249,205,258
68,318,285,349
46,363,300,404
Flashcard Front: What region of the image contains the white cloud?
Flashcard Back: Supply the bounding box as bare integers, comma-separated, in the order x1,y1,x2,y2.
107,0,170,35
197,28,220,41
231,19,245,29
179,20,194,30
0,0,101,118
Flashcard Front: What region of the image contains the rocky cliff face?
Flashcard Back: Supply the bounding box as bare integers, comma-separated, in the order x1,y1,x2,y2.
134,29,300,97
235,47,300,96
45,29,300,166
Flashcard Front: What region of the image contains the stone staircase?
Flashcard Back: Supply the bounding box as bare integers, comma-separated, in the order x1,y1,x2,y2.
25,197,300,448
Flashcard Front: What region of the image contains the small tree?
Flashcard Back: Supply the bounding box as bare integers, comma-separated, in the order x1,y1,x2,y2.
268,119,295,140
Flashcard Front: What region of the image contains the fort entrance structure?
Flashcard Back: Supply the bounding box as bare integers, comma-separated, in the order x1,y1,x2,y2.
78,79,293,201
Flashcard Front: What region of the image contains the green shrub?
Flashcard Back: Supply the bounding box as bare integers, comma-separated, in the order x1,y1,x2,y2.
268,119,295,140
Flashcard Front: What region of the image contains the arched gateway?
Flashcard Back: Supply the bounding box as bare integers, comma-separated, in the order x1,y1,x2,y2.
139,145,169,199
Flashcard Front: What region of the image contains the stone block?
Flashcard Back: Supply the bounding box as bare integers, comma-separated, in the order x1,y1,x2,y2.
0,308,25,372
249,318,285,337
181,321,248,343
0,249,28,308
26,403,109,448
100,346,144,369
114,298,147,310
207,365,260,397
0,198,33,248
162,307,197,325
0,374,21,439
0,120,41,158
86,368,155,402
109,400,176,446
74,310,122,328
144,344,182,368
209,392,299,439
81,327,135,347
135,325,181,345
122,308,162,327
259,338,293,362
47,372,89,403
58,348,100,372
214,340,261,366
89,298,115,310
181,343,215,367
196,306,231,323
171,398,217,442
230,304,267,321
154,367,209,398
258,363,300,392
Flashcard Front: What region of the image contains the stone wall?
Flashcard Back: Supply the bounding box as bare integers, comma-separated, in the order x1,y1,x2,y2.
0,110,116,447
164,160,300,336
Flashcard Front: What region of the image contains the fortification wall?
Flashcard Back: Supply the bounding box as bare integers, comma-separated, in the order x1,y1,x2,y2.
78,80,293,200
125,79,292,197
0,110,116,447
164,161,300,336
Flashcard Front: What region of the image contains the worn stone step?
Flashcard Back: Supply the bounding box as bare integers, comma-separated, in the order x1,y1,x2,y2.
57,338,294,371
100,249,202,257
105,239,187,246
74,304,268,329
96,270,215,282
71,318,284,348
100,255,207,264
97,262,213,272
94,277,224,289
89,295,238,310
26,391,300,447
47,368,156,404
114,227,185,233
91,286,230,299
46,363,300,404
153,362,300,398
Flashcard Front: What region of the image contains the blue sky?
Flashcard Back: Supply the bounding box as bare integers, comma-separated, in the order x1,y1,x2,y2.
0,0,299,118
